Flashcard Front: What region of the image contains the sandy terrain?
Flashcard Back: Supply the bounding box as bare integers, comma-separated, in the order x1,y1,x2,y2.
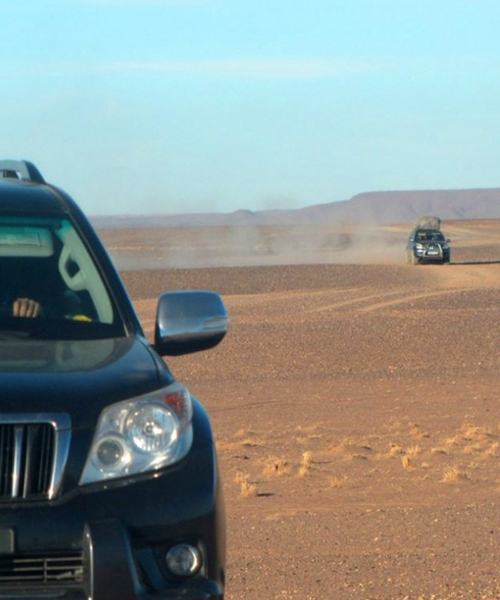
108,219,500,600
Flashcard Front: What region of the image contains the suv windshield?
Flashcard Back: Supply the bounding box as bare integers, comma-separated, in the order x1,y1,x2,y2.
416,231,445,242
0,214,125,340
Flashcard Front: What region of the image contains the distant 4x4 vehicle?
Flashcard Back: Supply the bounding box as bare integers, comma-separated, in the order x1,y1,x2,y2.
406,216,451,265
0,160,228,600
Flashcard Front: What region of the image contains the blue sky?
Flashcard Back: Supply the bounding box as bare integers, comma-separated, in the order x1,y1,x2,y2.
1,0,499,215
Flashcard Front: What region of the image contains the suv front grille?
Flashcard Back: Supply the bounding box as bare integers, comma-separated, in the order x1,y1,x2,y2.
0,414,71,501
0,553,83,583
0,424,55,499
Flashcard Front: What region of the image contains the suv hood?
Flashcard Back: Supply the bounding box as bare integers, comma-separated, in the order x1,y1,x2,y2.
0,338,166,427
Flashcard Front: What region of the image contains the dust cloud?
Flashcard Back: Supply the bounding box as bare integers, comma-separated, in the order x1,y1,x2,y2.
99,222,407,271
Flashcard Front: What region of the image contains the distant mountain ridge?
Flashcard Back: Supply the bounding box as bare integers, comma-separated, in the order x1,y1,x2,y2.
92,187,500,228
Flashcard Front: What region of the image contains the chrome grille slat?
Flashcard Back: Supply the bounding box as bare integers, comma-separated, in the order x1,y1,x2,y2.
23,425,35,497
41,424,54,492
0,427,14,497
0,414,70,501
11,426,24,498
0,424,55,499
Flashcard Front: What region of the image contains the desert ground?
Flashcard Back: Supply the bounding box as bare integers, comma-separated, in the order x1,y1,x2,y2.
102,219,500,600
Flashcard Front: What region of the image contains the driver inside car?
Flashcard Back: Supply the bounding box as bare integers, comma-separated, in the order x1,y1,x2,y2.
0,291,42,318
12,297,41,318
0,288,92,321
0,237,96,322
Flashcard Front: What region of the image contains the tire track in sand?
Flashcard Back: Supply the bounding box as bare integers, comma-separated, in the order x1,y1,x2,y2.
308,289,403,313
359,263,500,312
431,263,500,289
359,288,471,313
310,264,500,314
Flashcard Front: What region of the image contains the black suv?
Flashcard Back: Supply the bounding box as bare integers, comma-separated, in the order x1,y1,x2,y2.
406,228,451,265
0,160,228,600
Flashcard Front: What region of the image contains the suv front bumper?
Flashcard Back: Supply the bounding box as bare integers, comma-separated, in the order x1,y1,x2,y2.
413,248,450,263
0,439,225,600
83,518,223,600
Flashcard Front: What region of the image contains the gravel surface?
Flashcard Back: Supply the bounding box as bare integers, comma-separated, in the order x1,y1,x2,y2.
117,220,500,600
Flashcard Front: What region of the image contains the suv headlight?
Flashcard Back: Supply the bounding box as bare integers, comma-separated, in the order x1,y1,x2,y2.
80,382,193,485
415,243,424,250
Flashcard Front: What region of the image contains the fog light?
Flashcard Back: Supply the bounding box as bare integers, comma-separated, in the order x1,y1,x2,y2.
166,544,201,577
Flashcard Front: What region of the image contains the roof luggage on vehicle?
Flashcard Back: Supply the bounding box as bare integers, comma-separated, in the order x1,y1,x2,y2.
413,215,441,231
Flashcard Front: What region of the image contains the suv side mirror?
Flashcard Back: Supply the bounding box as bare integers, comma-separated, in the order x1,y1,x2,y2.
154,290,228,356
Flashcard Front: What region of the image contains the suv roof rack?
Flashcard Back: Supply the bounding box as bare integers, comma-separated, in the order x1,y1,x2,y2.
0,160,46,184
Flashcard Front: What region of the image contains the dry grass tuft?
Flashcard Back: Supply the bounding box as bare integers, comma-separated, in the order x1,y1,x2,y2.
241,481,258,497
298,451,313,477
461,425,480,440
461,424,491,441
234,472,258,497
302,451,313,467
387,420,402,431
442,466,471,483
298,466,309,478
406,445,422,457
349,454,368,462
388,444,404,457
295,424,320,433
463,442,486,455
240,438,260,448
444,436,461,448
328,476,343,489
441,425,495,453
431,447,449,455
401,456,414,470
410,427,430,439
335,438,373,457
263,458,290,477
486,442,500,458
234,472,247,484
